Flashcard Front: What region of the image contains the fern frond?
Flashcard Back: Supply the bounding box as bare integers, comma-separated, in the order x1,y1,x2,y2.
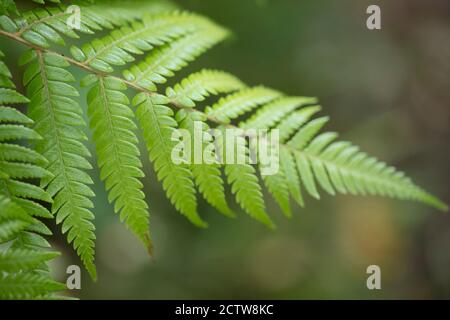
70,11,218,73
0,123,41,141
85,75,152,254
0,271,66,300
0,53,54,224
205,88,294,218
0,158,49,180
0,88,30,104
123,24,229,90
0,249,59,272
0,142,47,165
276,106,322,142
287,116,329,150
0,41,66,301
212,127,273,227
0,55,14,88
225,160,273,228
166,69,246,107
21,49,97,280
176,109,234,217
286,116,329,199
261,165,291,217
270,107,322,207
238,97,316,215
242,98,447,211
205,86,282,123
0,59,52,211
0,106,32,123
133,92,206,227
0,4,446,297
0,195,32,243
1,1,177,47
240,96,317,130
286,132,448,210
168,70,246,217
257,134,291,217
0,224,65,300
279,146,304,207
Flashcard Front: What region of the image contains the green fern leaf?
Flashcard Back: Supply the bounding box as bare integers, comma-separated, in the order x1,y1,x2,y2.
261,165,291,218
176,109,234,217
6,1,177,47
279,146,304,207
271,106,322,205
0,123,41,141
287,116,329,150
168,70,246,217
123,24,229,90
0,45,66,301
0,88,30,104
70,11,217,73
0,196,64,300
0,195,32,243
240,96,317,130
0,142,47,165
133,92,206,227
290,133,448,210
225,160,273,228
0,249,59,272
0,106,32,123
21,49,97,280
287,117,329,199
213,127,273,227
276,106,322,142
0,64,53,211
238,96,316,215
0,58,53,222
166,69,246,107
0,272,66,300
256,131,291,217
205,86,282,123
86,75,152,254
267,100,448,211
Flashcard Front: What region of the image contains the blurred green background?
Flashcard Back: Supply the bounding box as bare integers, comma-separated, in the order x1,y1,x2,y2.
3,0,450,299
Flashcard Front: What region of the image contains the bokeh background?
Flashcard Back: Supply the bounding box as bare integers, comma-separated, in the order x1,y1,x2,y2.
3,0,450,299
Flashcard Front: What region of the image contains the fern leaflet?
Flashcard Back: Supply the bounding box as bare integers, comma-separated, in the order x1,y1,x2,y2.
21,49,97,280
70,11,217,73
85,75,151,254
0,52,64,299
133,93,206,227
